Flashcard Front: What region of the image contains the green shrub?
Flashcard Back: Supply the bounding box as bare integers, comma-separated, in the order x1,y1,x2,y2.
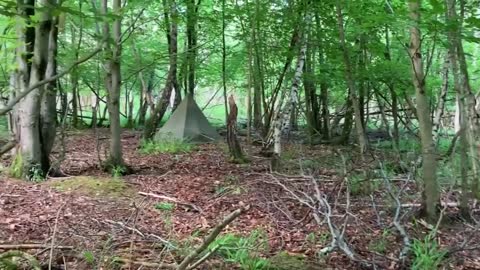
139,138,194,154
411,235,447,270
210,230,270,270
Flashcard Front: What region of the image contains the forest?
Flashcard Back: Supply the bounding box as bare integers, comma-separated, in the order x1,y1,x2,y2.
0,0,479,269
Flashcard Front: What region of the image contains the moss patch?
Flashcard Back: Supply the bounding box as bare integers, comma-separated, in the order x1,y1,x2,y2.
47,176,135,199
9,153,23,179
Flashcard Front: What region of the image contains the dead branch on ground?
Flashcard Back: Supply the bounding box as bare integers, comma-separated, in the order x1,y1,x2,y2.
0,244,73,250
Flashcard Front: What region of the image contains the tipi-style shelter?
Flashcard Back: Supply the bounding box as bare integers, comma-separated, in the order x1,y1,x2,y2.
155,94,221,142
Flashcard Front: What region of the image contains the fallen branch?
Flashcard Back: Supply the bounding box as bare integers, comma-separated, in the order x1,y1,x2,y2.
113,258,176,269
139,192,203,213
0,140,16,156
0,244,73,250
401,202,459,208
177,205,249,270
379,162,410,262
48,204,64,270
103,219,175,248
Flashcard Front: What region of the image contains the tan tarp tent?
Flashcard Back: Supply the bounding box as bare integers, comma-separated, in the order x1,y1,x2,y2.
155,94,221,142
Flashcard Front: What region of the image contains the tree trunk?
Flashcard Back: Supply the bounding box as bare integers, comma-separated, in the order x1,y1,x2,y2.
186,0,198,96
40,9,59,174
409,0,439,223
103,0,127,171
336,0,368,155
251,0,264,130
267,27,307,164
227,95,246,163
432,56,449,145
445,0,478,212
14,0,55,179
143,0,178,140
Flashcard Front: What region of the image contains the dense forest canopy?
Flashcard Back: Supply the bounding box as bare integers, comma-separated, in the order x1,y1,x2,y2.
0,0,480,269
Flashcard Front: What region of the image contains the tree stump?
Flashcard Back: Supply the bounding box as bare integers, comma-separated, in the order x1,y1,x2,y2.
227,95,247,163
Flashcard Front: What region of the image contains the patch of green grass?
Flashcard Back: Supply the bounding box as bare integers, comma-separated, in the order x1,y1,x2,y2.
139,138,195,154
154,202,175,212
210,229,270,270
48,176,134,198
411,235,447,270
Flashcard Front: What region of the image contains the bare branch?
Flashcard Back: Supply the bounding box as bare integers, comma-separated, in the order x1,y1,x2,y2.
0,47,102,116
177,205,249,270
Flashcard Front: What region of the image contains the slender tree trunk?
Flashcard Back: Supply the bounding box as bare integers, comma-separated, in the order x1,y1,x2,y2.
432,56,449,145
222,0,228,123
186,0,198,95
143,0,178,140
251,0,263,130
336,0,368,155
409,0,439,223
40,8,59,174
103,0,126,171
267,26,307,165
70,3,83,128
446,0,478,211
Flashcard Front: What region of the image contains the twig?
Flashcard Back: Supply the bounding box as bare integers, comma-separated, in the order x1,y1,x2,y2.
103,219,175,248
139,192,203,213
49,204,65,270
0,244,73,250
177,205,249,270
379,162,410,262
113,257,176,269
401,202,459,208
187,244,221,270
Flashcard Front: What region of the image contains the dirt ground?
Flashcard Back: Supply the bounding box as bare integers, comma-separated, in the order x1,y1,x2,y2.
1,130,479,269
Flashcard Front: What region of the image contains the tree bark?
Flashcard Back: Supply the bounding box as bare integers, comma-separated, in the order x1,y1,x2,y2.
40,8,59,174
408,0,439,223
227,95,246,163
14,0,54,179
143,0,178,140
103,0,127,171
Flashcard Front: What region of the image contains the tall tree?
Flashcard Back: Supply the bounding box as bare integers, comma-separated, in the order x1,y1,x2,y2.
143,0,179,140
11,0,58,179
408,0,439,222
103,0,127,171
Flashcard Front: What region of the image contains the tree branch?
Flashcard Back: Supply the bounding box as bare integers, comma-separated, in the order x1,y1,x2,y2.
0,47,102,116
177,205,249,270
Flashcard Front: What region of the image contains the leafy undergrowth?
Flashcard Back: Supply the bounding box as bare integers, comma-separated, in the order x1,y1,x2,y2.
0,129,479,269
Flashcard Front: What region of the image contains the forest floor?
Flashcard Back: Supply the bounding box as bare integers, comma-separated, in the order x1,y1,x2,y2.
1,129,480,269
